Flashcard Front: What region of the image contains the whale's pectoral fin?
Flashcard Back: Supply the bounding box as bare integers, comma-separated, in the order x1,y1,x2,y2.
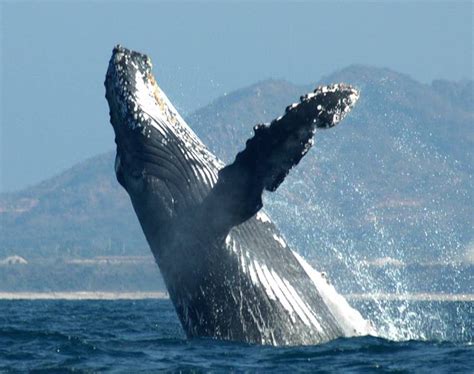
202,84,360,233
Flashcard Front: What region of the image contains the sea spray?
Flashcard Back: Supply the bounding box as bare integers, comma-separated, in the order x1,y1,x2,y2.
263,113,472,342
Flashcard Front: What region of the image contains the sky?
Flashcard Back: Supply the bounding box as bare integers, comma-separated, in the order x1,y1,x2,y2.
0,0,472,193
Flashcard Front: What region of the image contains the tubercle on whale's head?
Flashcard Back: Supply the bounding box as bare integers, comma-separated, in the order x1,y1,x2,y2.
105,45,172,137
104,45,190,175
105,46,151,185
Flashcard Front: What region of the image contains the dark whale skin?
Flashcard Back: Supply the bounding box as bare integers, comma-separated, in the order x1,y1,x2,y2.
105,45,374,346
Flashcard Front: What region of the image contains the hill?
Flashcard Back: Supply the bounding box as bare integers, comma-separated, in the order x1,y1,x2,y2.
191,66,473,264
0,66,472,293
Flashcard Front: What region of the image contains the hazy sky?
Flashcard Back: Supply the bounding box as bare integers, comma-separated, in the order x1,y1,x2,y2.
1,1,472,192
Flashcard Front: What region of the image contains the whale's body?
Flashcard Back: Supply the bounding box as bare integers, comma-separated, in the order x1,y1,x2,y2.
105,46,374,345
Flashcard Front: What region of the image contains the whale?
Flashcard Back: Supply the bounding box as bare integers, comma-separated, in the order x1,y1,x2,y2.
105,45,375,346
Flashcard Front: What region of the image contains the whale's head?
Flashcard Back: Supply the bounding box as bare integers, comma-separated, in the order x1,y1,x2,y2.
105,46,221,233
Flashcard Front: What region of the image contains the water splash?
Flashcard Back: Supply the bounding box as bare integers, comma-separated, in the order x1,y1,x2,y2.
263,114,472,343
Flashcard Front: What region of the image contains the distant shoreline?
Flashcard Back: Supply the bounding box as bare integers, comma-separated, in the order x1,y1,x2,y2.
0,291,168,300
0,291,472,302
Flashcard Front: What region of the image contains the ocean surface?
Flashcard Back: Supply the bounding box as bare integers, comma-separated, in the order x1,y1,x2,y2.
0,299,472,373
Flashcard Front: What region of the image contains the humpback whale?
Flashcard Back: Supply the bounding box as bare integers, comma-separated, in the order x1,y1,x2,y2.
105,46,375,345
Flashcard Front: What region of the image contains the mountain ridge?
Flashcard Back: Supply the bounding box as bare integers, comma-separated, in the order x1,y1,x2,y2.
1,65,472,268
3,64,472,196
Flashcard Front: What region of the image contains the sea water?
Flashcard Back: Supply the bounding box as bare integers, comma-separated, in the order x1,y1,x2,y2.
0,299,472,372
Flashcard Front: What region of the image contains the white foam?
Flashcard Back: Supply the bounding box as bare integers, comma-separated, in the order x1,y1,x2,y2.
273,234,287,248
292,251,376,337
256,211,271,223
